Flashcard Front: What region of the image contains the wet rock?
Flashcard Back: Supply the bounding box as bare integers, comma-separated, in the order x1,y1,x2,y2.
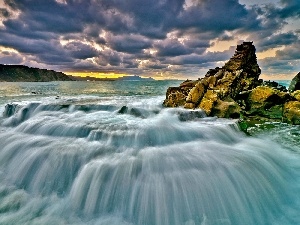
163,42,300,125
163,42,261,118
291,90,300,101
3,104,19,118
186,82,206,104
263,80,287,92
212,98,241,119
118,106,128,114
163,87,189,107
198,90,219,115
247,86,285,113
283,101,300,125
177,110,206,121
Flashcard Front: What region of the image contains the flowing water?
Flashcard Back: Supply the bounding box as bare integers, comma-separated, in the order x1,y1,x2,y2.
0,81,299,225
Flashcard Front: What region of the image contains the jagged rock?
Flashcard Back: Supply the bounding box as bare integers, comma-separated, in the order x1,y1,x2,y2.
291,90,300,101
283,101,300,125
212,98,241,118
186,82,206,104
163,41,300,126
288,72,300,92
246,86,288,115
177,110,206,121
263,80,287,92
3,104,20,118
163,87,189,107
180,80,198,88
163,42,261,117
199,90,219,115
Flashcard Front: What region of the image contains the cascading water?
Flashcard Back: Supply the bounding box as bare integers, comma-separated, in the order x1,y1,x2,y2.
0,81,299,225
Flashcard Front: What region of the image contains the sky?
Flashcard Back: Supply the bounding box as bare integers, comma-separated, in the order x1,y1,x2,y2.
0,0,300,80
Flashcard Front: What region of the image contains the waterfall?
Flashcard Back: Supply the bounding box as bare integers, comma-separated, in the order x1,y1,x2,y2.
0,101,299,225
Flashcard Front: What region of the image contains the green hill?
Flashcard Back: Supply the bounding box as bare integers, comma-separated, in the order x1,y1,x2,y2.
0,64,74,82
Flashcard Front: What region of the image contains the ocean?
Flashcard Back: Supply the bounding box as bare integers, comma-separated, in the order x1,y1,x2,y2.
0,80,299,225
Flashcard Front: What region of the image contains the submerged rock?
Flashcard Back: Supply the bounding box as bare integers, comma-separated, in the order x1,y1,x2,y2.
163,41,300,126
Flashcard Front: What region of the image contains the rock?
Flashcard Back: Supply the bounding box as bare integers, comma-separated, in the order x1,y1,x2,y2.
212,98,241,118
180,80,198,88
3,104,19,118
291,90,300,101
247,86,282,112
163,41,300,126
288,72,300,92
177,110,206,121
263,80,287,92
163,42,261,118
246,86,289,119
198,90,219,115
163,87,188,107
186,82,206,104
184,103,195,109
283,101,300,125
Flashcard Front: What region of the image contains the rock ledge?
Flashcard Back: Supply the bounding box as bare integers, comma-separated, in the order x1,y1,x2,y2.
163,42,300,125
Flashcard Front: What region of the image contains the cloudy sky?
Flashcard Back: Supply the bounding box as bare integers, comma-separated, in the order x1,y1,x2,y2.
0,0,300,79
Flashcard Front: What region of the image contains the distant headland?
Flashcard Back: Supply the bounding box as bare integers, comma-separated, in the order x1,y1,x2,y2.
0,64,73,82
70,74,155,81
0,64,156,82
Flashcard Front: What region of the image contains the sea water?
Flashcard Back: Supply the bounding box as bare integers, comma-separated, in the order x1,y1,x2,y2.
0,81,299,225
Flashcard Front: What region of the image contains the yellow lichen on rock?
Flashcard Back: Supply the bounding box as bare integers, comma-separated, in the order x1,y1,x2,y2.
186,82,206,104
283,101,300,125
291,90,300,101
198,90,219,115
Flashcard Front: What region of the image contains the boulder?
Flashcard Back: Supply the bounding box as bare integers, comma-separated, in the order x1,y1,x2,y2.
212,98,241,118
163,87,189,107
288,72,300,92
283,101,300,125
198,90,219,115
245,86,290,119
186,82,206,104
291,90,300,101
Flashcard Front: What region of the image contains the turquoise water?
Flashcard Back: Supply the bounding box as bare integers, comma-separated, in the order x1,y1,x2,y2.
0,81,300,225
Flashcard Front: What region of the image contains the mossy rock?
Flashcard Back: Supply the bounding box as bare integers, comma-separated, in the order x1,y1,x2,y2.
212,99,241,118
186,82,206,104
283,101,300,125
291,90,300,101
198,90,219,115
247,86,287,114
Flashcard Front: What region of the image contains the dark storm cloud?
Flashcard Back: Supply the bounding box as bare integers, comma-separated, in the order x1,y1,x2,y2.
63,41,99,59
155,39,191,57
169,49,233,66
100,0,185,38
274,42,300,61
0,0,299,77
276,0,300,19
176,0,260,33
106,35,152,54
257,32,298,51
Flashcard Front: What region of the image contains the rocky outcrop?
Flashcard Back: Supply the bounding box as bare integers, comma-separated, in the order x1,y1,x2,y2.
163,42,300,125
288,72,300,92
163,42,261,118
0,64,74,82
